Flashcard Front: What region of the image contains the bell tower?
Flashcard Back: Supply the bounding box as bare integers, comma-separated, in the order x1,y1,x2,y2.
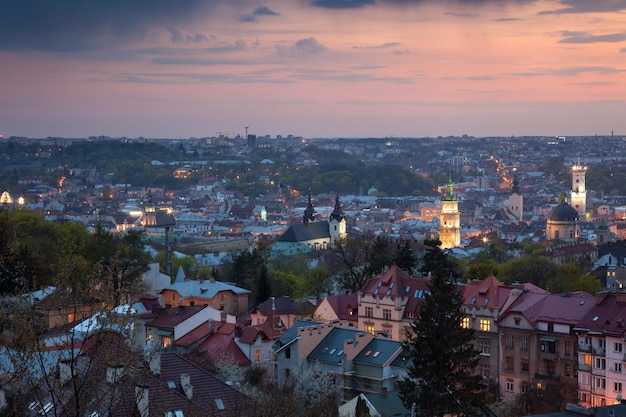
439,179,460,249
570,158,587,218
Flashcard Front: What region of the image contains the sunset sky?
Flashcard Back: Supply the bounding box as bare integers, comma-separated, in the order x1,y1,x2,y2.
1,0,625,139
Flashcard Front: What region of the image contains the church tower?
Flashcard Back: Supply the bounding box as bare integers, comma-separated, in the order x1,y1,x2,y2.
329,193,347,247
439,179,461,249
508,174,523,222
570,159,587,218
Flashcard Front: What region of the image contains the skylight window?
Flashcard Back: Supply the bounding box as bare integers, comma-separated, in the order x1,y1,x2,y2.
365,350,372,356
377,282,382,288
389,283,394,289
471,296,477,305
337,350,344,355
214,398,226,411
373,351,380,358
329,348,336,355
167,380,177,389
405,285,411,292
593,316,599,322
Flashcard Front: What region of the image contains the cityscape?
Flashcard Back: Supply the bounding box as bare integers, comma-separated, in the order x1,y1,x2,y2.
3,0,626,416
2,133,626,416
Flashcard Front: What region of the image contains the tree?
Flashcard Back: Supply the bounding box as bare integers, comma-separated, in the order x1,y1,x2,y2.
367,235,393,276
398,238,487,417
393,240,417,274
326,235,372,293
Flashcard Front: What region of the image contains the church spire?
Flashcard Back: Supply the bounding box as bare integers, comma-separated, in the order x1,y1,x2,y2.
303,188,317,224
511,173,520,195
329,193,345,222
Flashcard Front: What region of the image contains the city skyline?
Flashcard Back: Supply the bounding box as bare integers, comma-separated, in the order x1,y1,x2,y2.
1,0,625,139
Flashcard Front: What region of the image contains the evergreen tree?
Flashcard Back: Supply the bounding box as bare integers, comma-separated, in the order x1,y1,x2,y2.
398,238,487,417
367,235,393,276
393,240,416,274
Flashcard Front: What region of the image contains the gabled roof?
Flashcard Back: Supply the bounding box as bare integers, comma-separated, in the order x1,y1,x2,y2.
353,338,402,367
162,279,250,299
307,327,367,365
320,294,358,321
362,264,433,320
278,221,330,242
463,275,504,311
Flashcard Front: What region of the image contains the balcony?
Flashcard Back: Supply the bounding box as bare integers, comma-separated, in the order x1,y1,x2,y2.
540,351,558,360
578,363,590,372
593,347,606,357
578,344,592,353
591,368,606,377
534,372,560,381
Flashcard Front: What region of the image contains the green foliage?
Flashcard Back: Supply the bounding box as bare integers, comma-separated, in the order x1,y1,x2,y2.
399,238,487,417
498,256,559,290
575,274,601,294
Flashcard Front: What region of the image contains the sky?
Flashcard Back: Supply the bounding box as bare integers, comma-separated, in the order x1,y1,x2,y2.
1,0,625,139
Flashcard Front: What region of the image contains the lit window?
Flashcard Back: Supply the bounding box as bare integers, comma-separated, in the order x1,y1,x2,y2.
255,349,261,363
460,317,469,329
365,325,375,335
479,319,490,331
162,337,171,348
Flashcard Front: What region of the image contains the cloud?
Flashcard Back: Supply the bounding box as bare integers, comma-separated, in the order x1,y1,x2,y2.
510,66,626,77
310,0,375,9
493,17,522,22
559,31,626,44
277,37,328,56
241,5,281,22
352,42,401,49
167,28,209,44
0,0,219,52
539,0,626,14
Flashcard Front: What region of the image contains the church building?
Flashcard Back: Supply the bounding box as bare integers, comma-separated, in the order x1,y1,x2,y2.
273,192,347,256
546,193,580,243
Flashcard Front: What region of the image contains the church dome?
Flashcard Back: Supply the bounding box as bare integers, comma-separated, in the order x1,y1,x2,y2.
549,202,579,222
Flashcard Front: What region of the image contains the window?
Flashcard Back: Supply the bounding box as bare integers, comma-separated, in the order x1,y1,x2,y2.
565,364,571,377
594,377,606,389
615,382,622,392
480,364,490,378
616,342,623,353
506,380,514,392
505,356,514,370
460,317,469,329
514,317,521,326
565,341,571,356
365,307,373,318
505,335,514,349
285,347,291,359
383,308,391,320
521,358,529,372
479,319,490,331
479,339,490,355
520,336,529,351
595,358,606,370
162,337,171,348
615,362,622,373
214,398,226,411
67,313,75,323
365,325,375,335
541,340,556,354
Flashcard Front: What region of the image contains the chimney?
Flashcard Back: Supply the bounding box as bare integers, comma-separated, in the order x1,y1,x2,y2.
135,385,149,417
220,310,227,323
181,373,193,400
381,386,388,397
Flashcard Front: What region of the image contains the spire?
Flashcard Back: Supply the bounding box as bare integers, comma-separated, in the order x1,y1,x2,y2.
303,188,317,224
443,177,457,201
559,191,568,205
511,173,520,195
329,193,345,222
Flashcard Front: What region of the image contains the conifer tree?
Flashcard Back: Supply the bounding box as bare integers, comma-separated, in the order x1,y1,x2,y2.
398,238,487,417
393,240,416,274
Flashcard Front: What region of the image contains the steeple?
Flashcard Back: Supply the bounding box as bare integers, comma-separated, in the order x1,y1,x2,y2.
329,193,345,222
303,189,317,224
443,177,457,201
511,174,520,195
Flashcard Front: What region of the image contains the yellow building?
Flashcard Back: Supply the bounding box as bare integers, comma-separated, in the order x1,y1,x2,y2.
439,179,461,249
